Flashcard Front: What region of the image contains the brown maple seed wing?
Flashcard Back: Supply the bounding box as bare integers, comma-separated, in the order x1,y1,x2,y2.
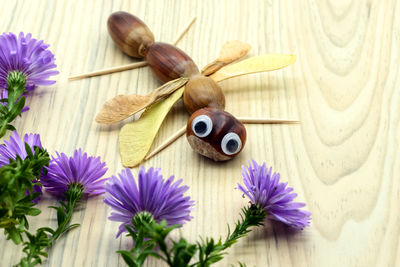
95,77,188,124
201,41,251,76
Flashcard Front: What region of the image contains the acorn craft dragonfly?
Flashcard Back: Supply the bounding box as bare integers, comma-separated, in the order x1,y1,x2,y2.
70,11,297,167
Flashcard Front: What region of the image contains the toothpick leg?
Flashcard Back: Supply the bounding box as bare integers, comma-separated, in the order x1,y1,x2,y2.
238,118,299,124
144,125,187,161
143,117,300,162
171,17,197,45
69,16,197,81
69,61,148,81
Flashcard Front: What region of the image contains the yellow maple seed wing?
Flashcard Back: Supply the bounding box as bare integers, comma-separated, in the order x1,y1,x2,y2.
209,54,296,82
95,78,187,124
119,87,185,167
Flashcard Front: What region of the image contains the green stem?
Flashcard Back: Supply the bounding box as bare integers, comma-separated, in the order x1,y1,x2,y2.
222,205,265,249
192,205,266,267
0,71,27,137
159,241,173,266
121,206,266,267
18,184,83,267
49,185,82,243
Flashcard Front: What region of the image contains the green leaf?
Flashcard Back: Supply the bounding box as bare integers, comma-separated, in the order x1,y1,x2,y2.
138,249,160,261
38,251,49,258
63,223,80,233
205,238,215,254
39,227,55,235
26,208,41,216
25,143,34,158
8,227,22,244
6,124,16,131
117,250,137,267
56,207,66,226
7,97,25,121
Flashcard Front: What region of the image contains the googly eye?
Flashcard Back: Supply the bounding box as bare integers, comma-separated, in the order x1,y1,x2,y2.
191,115,213,138
221,132,242,155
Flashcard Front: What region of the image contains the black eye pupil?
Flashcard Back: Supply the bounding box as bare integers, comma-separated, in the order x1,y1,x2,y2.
226,139,239,152
194,121,207,134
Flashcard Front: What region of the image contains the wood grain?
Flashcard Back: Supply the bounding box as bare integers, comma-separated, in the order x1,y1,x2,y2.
1,0,400,266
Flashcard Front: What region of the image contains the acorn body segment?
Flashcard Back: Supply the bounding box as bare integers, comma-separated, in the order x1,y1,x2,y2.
107,11,154,58
186,108,246,161
146,42,199,83
184,75,225,113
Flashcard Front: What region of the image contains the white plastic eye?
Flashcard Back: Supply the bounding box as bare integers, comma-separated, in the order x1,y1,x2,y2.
191,115,213,138
221,132,242,155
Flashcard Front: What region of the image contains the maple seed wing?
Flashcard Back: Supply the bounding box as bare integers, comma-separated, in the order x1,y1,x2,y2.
119,87,185,167
209,54,296,82
201,41,251,76
95,94,151,124
95,77,188,124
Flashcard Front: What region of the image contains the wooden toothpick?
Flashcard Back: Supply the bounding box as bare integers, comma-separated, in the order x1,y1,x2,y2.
171,16,197,46
237,118,299,124
144,125,187,161
144,118,300,162
69,16,197,81
69,61,148,81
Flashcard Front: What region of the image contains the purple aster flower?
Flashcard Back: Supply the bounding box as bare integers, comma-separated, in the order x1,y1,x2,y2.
104,167,194,237
0,131,43,203
0,32,58,118
42,149,108,198
0,32,58,90
0,131,42,166
237,160,311,230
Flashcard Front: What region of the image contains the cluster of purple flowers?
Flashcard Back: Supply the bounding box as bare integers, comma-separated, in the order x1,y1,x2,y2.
0,132,108,200
103,161,311,236
0,130,311,232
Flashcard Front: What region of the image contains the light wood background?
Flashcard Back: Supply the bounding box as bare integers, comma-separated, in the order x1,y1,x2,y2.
1,0,400,266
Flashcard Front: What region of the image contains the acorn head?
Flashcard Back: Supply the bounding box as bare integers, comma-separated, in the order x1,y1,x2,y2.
186,108,246,161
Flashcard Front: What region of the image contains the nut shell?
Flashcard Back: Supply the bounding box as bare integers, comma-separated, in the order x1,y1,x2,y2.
146,42,199,83
107,11,154,58
186,108,246,161
184,75,225,114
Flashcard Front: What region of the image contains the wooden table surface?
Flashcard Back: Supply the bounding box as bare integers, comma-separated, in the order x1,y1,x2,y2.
1,0,400,266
